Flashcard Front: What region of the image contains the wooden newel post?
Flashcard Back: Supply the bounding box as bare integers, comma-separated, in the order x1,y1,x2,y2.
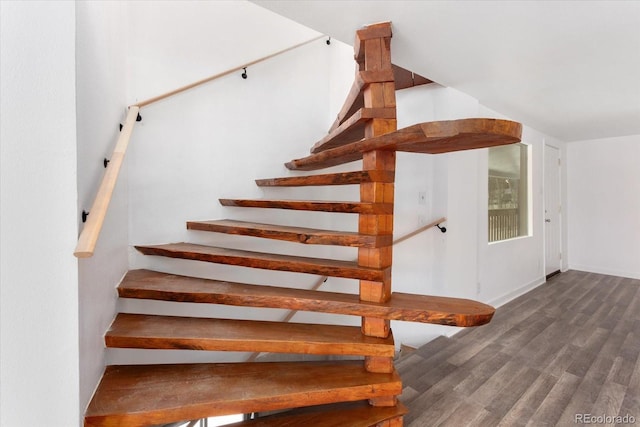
356,22,398,387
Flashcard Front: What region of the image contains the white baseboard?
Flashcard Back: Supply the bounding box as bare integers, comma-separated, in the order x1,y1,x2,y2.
568,264,640,280
487,276,546,308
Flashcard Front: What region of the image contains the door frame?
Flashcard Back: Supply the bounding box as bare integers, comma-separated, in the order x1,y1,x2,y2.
544,143,562,279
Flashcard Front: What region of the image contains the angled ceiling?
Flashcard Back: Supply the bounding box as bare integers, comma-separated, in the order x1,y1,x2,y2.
253,0,640,142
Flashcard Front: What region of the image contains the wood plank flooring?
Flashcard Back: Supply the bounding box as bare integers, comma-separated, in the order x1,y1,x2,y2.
397,270,640,426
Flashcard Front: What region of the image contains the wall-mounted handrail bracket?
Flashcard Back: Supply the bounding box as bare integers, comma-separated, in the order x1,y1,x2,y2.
82,210,90,223
136,113,142,122
436,224,447,233
241,68,248,79
119,123,123,132
103,158,110,168
326,37,331,45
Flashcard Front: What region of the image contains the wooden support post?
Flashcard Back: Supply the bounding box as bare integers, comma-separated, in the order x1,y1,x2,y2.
357,22,397,382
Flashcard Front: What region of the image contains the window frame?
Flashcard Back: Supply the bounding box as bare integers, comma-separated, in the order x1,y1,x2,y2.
488,142,532,243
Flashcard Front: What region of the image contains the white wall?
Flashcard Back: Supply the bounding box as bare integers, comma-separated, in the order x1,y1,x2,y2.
0,2,79,426
392,85,480,345
567,135,640,279
75,0,130,417
477,115,547,307
389,85,557,345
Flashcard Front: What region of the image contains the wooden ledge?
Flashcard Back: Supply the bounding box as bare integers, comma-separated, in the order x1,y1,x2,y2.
286,118,522,171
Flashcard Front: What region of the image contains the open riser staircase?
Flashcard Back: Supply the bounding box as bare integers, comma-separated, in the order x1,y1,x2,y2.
84,22,522,426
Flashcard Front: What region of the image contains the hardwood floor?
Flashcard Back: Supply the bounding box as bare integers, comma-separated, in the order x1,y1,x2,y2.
397,270,640,426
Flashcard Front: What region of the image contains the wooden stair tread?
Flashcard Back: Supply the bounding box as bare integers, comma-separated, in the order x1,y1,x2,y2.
119,270,495,327
219,198,393,214
135,243,388,281
311,107,396,154
286,118,523,170
227,401,408,426
106,313,395,357
186,219,392,248
84,361,402,427
255,170,395,187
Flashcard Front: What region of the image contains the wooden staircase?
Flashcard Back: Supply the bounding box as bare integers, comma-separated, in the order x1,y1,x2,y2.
84,22,522,426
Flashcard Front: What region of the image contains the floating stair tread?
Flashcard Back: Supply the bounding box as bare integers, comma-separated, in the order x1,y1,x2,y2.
311,107,396,154
287,118,523,170
84,361,402,427
227,401,408,427
106,313,395,357
186,219,392,248
256,170,395,187
119,270,494,327
135,243,388,281
219,198,393,214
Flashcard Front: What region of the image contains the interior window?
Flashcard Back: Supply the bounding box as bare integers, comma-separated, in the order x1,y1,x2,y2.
488,143,529,242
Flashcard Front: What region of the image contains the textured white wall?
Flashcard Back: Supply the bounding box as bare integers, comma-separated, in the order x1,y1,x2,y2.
0,1,79,426
567,135,640,279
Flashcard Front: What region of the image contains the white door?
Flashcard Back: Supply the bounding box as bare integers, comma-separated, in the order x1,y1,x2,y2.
544,145,562,276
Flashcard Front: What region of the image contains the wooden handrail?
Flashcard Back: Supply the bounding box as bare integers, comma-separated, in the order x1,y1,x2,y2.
245,217,447,362
132,35,324,108
75,36,324,258
74,107,140,258
393,217,446,246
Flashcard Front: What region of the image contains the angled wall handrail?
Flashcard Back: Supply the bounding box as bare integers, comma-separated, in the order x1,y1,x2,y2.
74,35,324,258
75,106,140,258
245,216,447,362
132,35,324,108
393,217,446,246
